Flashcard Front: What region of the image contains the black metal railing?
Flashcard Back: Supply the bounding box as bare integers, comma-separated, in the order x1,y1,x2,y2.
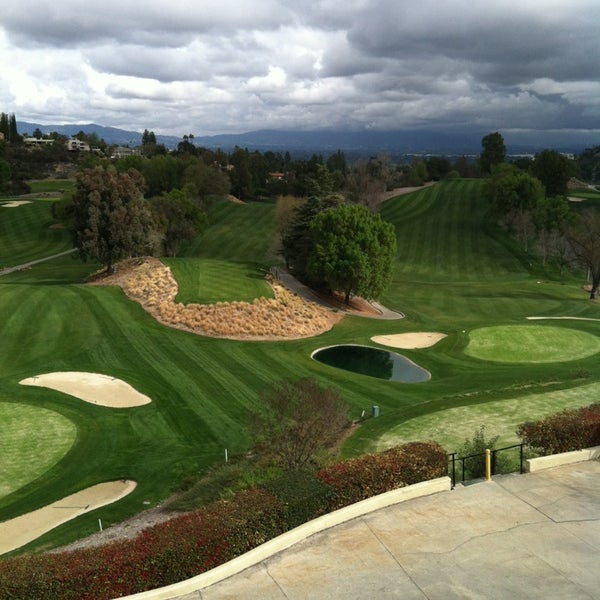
447,443,525,488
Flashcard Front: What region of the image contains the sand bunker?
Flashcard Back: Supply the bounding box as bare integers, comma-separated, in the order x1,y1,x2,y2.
527,316,600,322
19,372,151,408
371,332,447,349
1,200,32,208
0,480,136,555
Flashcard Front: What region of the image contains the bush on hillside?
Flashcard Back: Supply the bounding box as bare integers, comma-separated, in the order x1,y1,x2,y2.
0,442,447,599
316,441,447,510
517,403,600,455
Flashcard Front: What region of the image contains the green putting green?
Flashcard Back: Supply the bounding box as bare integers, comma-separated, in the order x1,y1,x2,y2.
465,324,600,363
375,382,600,451
0,403,77,498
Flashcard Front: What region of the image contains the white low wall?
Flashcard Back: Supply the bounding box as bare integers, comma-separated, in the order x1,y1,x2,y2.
119,476,451,600
526,445,600,472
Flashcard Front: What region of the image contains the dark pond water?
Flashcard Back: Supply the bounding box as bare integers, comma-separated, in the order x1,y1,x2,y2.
312,345,430,383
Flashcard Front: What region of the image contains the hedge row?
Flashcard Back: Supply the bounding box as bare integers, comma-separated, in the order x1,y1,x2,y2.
0,441,446,600
317,441,448,510
517,403,600,455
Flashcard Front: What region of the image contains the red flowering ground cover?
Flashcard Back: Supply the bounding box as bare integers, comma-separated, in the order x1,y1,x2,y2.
0,443,447,599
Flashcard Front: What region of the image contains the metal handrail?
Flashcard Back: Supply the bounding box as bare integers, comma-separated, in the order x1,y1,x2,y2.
447,443,526,487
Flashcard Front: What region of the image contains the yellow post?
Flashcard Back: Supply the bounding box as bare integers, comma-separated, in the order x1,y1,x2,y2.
485,448,491,481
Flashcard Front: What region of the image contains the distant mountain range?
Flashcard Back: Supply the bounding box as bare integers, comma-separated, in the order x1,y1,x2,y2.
17,121,593,159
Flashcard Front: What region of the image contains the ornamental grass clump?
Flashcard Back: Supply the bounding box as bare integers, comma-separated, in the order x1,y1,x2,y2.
93,257,337,340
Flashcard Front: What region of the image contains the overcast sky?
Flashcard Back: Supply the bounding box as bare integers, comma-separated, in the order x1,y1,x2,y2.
1,0,599,139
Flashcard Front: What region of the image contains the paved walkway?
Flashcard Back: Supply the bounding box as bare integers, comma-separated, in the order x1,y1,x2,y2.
0,248,76,276
180,460,599,600
274,268,404,320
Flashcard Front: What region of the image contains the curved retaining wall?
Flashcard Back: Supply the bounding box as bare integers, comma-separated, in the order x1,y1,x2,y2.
526,445,600,472
119,476,451,600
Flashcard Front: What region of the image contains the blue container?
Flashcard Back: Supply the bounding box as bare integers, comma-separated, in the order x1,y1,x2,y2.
372,405,380,418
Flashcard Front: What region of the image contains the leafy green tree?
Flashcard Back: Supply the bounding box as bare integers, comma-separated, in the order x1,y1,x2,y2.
565,208,600,299
71,166,159,273
280,193,342,276
251,378,349,472
485,167,544,250
479,132,506,174
183,159,230,208
151,189,207,256
307,203,396,304
576,145,600,183
401,159,429,186
532,149,573,197
532,195,572,264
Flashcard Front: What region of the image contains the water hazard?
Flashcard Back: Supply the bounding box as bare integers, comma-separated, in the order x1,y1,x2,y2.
312,345,430,383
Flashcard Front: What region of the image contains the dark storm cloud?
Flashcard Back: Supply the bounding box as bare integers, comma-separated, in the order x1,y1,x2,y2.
1,0,598,137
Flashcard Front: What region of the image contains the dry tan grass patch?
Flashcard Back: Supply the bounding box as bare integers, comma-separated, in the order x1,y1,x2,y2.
91,257,342,340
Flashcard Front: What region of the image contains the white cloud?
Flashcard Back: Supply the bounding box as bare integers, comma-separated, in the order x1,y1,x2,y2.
0,0,598,140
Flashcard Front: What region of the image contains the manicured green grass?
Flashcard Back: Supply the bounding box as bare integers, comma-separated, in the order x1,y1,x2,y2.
568,190,600,200
2,178,600,554
26,179,75,194
376,382,600,451
0,199,72,268
163,258,273,304
465,324,600,363
0,403,77,498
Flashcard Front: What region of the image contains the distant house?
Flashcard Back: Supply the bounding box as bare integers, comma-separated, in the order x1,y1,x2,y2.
66,138,91,152
24,137,54,146
110,146,140,159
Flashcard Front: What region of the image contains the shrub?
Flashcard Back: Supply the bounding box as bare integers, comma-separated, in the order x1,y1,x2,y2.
262,470,333,527
455,425,508,480
0,442,448,598
0,489,285,600
316,441,447,510
517,403,600,455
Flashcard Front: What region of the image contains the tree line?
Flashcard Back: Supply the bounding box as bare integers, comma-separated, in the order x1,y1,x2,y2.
479,132,600,299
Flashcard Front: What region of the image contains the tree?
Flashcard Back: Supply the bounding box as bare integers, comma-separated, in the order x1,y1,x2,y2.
251,378,349,472
565,208,600,299
479,132,506,174
280,192,343,276
485,165,544,250
307,203,396,304
151,189,207,256
532,195,572,264
72,166,159,273
183,159,230,208
532,149,573,197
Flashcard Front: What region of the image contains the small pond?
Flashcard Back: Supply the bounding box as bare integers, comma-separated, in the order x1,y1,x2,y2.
312,344,430,383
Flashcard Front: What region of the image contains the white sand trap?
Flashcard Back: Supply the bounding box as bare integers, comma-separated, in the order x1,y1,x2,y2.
0,480,136,555
19,372,151,408
1,200,32,208
372,332,447,349
527,316,600,322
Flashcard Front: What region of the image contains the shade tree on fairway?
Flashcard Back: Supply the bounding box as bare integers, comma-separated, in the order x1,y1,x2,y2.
532,149,573,197
307,203,397,304
71,166,160,273
566,208,600,299
478,131,506,174
251,378,350,472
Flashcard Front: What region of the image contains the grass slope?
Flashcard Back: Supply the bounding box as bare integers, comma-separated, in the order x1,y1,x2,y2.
0,199,72,268
1,182,599,554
